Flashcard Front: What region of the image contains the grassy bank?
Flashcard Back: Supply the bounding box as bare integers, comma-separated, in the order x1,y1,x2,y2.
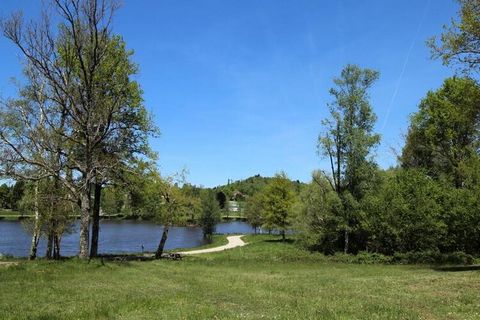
1,235,479,319
0,209,25,220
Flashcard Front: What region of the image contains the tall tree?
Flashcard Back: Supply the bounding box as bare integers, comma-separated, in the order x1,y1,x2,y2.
199,191,222,240
295,171,342,253
260,173,295,241
401,77,480,187
428,0,480,75
0,184,10,209
140,170,190,259
20,179,74,259
318,64,380,253
0,0,155,259
245,193,264,234
10,180,24,210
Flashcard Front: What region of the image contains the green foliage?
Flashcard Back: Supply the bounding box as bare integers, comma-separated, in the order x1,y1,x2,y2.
392,251,475,265
216,174,304,200
301,166,480,256
140,171,192,226
0,181,24,210
1,1,158,258
302,72,480,257
295,172,342,253
217,175,273,199
244,192,264,233
180,183,203,223
328,252,393,265
428,0,480,74
316,64,381,253
9,181,24,210
327,251,475,265
437,182,480,253
101,185,131,217
20,180,75,245
0,184,11,209
358,168,480,256
318,64,380,198
401,77,480,187
362,169,447,254
259,173,296,238
199,191,222,238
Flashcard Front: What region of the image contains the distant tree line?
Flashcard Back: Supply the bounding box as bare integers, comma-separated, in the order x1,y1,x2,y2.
0,181,24,211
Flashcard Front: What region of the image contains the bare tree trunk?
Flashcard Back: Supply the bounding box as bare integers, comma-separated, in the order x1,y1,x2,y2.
155,225,170,259
78,191,91,259
90,183,102,258
281,230,286,241
29,182,41,260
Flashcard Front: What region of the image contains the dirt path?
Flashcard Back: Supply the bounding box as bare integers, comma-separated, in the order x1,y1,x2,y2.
178,235,246,255
0,261,18,267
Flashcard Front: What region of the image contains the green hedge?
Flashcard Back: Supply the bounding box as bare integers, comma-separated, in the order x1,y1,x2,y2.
328,251,475,265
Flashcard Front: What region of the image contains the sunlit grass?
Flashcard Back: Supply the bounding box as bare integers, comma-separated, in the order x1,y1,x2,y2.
1,235,479,319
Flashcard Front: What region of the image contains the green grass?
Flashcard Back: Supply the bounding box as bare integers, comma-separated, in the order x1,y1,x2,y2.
1,235,479,319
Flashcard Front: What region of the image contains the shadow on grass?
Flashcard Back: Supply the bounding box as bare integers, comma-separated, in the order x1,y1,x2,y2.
98,254,155,262
433,265,480,272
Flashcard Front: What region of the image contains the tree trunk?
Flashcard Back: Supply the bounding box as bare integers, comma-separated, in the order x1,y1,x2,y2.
78,191,91,259
344,228,349,254
53,235,61,259
90,183,102,258
29,229,41,260
46,232,54,259
281,230,285,241
155,225,170,259
29,182,41,260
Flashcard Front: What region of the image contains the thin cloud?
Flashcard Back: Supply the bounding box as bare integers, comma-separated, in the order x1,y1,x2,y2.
381,0,431,131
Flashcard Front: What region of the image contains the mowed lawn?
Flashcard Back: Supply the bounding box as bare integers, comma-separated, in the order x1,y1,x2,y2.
0,235,479,320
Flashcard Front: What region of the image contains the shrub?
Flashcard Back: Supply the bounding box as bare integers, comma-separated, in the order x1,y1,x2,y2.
323,251,475,265
392,251,475,265
329,252,393,264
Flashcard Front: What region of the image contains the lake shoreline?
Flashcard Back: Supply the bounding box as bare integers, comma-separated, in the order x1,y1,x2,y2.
0,213,247,222
0,219,255,258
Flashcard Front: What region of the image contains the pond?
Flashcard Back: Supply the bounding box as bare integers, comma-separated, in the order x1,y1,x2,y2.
0,219,257,258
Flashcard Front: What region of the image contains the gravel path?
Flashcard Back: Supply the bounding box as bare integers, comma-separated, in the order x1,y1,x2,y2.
178,235,246,255
0,261,18,267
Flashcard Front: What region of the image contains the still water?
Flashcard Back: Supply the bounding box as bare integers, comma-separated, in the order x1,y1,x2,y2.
0,219,255,257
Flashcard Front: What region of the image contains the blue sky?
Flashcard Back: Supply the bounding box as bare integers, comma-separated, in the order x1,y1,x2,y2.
0,0,457,187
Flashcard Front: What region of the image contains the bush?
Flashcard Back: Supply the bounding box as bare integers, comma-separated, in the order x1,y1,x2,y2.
323,251,475,265
392,251,475,265
329,252,393,264
0,253,14,260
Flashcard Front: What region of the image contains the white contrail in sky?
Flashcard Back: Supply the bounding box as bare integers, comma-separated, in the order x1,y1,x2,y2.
381,0,431,131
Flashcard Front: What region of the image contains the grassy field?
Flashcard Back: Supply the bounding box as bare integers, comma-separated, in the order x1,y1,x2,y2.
1,235,479,319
